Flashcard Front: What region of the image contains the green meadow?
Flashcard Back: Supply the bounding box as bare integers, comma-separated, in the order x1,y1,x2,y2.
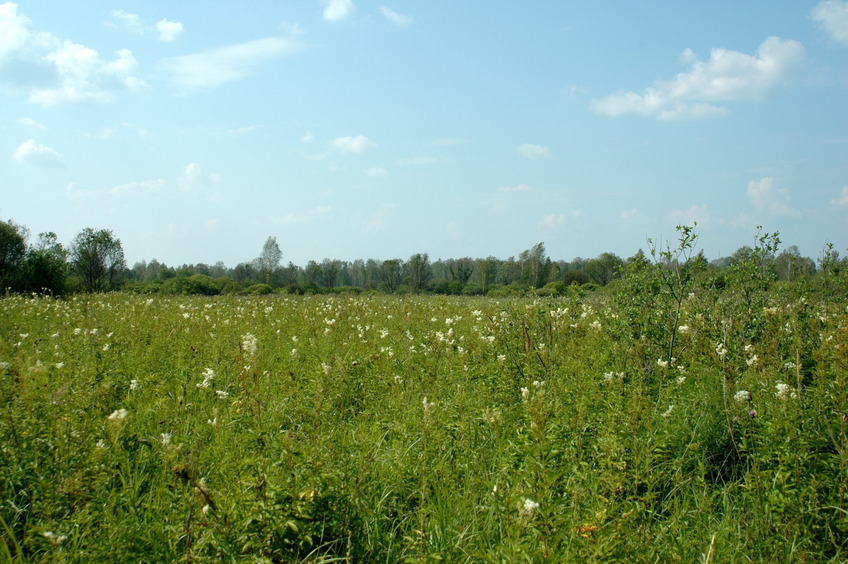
2,256,847,561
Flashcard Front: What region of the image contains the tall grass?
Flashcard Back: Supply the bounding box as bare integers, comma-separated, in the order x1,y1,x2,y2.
0,285,846,561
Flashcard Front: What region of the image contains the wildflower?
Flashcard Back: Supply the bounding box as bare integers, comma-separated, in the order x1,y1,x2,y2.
102,343,110,352
95,439,106,449
422,397,435,412
661,405,674,418
676,376,686,385
160,433,171,445
215,390,229,399
734,390,752,403
497,354,506,363
74,328,83,335
783,362,798,371
0,362,8,371
532,380,545,389
393,375,403,384
129,379,139,390
321,362,331,376
775,382,796,400
677,325,690,334
241,333,258,356
42,531,67,545
749,410,757,418
519,498,540,518
715,343,728,358
744,344,754,353
589,320,602,330
520,387,530,401
746,355,758,367
55,362,64,369
108,408,128,421
657,358,669,368
197,368,215,388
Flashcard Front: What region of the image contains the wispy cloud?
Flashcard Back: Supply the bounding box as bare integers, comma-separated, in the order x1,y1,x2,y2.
12,139,65,168
324,0,355,22
178,162,221,192
380,6,412,26
812,1,848,45
16,117,46,131
591,37,805,120
159,37,304,89
517,143,550,159
109,10,184,42
747,177,798,217
830,185,848,206
366,167,388,177
670,204,712,226
329,135,375,154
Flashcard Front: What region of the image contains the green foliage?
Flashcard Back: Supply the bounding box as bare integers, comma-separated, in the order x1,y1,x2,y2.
1,286,847,561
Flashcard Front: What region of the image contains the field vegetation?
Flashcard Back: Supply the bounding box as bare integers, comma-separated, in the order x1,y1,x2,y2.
1,228,847,561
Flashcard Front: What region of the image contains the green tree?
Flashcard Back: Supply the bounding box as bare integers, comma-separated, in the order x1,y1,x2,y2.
255,236,283,285
585,252,624,286
70,228,126,292
0,220,27,291
406,253,432,291
24,232,67,294
379,259,403,293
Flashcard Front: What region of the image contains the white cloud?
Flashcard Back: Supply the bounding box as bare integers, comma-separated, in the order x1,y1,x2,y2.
380,6,412,26
109,178,166,195
178,162,220,192
12,139,64,168
517,143,550,159
110,11,184,42
366,167,388,177
1,4,146,106
16,117,46,130
363,203,394,233
159,37,304,89
155,19,184,42
620,207,654,225
330,135,375,154
324,0,355,22
830,185,848,206
746,177,798,217
591,37,806,120
539,210,584,229
670,204,711,226
812,1,848,45
498,184,533,192
434,137,471,146
109,10,144,34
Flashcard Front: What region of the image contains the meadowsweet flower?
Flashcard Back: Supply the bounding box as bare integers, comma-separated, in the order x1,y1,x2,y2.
422,397,435,412
746,355,758,367
715,343,728,358
42,531,67,545
95,439,106,448
520,387,530,401
216,390,229,399
657,358,669,368
744,344,754,353
129,379,139,390
775,382,796,400
241,333,258,356
160,433,171,445
661,405,674,418
734,390,752,403
677,325,690,334
532,380,545,389
197,368,215,388
321,362,331,376
108,408,128,421
497,354,506,363
676,376,686,385
519,498,540,518
55,362,64,369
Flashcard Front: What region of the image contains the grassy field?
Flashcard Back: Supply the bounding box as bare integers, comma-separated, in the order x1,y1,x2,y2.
1,282,847,561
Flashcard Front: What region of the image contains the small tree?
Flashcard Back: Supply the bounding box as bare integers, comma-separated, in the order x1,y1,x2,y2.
70,228,126,292
255,236,283,285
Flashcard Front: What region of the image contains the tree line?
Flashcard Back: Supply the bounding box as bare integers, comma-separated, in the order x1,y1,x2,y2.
0,219,833,297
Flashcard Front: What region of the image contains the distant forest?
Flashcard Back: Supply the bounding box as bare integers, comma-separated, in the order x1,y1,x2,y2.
1,219,841,297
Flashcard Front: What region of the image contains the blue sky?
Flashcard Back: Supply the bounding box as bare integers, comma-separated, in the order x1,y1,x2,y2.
2,1,847,267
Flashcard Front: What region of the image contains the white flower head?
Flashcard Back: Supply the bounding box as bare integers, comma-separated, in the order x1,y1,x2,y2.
108,408,128,421
215,390,229,399
241,333,258,356
734,390,752,403
519,498,540,518
657,358,669,368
